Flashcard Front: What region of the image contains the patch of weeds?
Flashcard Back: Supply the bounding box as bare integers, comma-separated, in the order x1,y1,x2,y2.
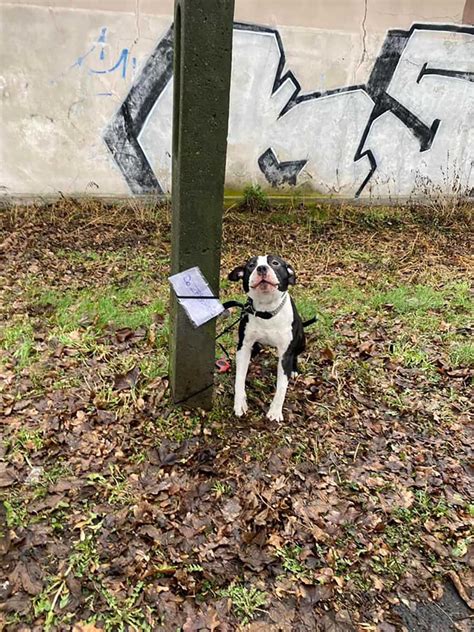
93,580,154,632
334,554,354,576
342,248,384,265
89,380,121,410
383,524,412,554
56,248,101,263
57,328,110,359
86,373,142,416
42,462,73,485
220,583,267,625
4,493,29,528
383,490,452,561
371,555,406,582
276,544,309,578
129,450,147,465
269,211,294,225
340,480,363,494
0,320,36,367
139,353,168,381
4,428,44,457
394,489,450,523
49,507,70,533
399,312,444,335
69,532,101,577
391,340,437,377
196,578,218,603
155,410,201,442
87,465,134,506
241,184,270,212
449,342,474,367
356,206,402,229
442,280,472,311
33,576,74,631
348,571,372,592
291,440,311,463
451,536,472,558
51,374,84,391
245,432,275,462
212,481,233,497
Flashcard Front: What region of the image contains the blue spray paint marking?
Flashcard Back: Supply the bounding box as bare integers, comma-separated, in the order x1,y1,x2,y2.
98,27,107,61
70,27,137,81
90,48,131,79
71,46,95,69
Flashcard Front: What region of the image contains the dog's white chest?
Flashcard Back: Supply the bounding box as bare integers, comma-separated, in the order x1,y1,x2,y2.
245,305,293,351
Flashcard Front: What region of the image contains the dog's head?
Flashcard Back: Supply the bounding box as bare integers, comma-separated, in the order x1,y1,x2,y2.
228,255,296,298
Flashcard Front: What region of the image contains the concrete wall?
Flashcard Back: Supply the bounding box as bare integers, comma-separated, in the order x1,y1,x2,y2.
1,1,473,199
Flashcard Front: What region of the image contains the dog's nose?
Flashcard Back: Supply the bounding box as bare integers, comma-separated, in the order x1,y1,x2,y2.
257,265,268,275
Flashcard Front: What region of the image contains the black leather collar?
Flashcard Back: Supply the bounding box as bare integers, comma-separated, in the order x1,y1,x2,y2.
245,293,288,319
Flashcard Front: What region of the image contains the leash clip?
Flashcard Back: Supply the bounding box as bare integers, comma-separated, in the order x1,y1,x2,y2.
215,358,232,373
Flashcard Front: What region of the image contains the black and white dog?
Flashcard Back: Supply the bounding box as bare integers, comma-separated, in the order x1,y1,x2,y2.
228,255,305,421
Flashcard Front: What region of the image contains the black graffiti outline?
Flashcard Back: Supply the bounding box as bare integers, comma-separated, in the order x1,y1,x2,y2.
104,22,473,197
352,25,473,196
249,22,473,196
257,148,307,186
417,61,474,84
103,26,174,194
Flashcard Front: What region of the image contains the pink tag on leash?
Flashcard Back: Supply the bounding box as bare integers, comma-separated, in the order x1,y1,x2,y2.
216,358,231,373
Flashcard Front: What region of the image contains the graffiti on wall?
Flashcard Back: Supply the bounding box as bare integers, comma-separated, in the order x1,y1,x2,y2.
104,22,474,197
52,28,138,96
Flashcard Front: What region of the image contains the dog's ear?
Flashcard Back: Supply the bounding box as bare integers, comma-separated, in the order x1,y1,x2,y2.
287,265,296,285
228,266,245,282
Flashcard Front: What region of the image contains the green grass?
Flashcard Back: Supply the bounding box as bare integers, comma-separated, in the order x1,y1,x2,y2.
94,581,154,632
393,489,450,523
139,352,168,380
87,466,134,506
154,410,201,442
391,340,437,374
212,481,233,497
371,285,445,313
4,428,44,457
32,280,165,333
450,342,474,367
220,583,267,624
0,320,36,367
240,184,270,212
4,493,29,528
275,545,309,579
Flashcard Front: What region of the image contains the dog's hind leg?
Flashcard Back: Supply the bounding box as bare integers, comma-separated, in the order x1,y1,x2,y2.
251,342,262,358
234,344,252,417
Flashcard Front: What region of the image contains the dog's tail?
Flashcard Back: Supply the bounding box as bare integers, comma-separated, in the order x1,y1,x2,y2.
303,316,317,328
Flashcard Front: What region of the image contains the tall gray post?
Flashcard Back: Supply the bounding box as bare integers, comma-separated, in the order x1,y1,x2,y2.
169,0,235,408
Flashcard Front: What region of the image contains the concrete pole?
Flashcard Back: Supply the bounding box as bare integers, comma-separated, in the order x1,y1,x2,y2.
169,0,235,408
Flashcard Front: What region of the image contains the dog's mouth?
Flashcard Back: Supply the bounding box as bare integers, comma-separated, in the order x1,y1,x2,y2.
250,279,279,290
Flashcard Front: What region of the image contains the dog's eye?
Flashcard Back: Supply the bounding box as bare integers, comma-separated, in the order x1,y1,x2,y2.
248,262,256,269
271,260,280,267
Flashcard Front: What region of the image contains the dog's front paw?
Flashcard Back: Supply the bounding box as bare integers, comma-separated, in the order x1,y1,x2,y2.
234,399,248,417
266,405,284,422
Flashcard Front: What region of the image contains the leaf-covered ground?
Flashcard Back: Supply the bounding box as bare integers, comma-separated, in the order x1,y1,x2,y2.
0,200,473,631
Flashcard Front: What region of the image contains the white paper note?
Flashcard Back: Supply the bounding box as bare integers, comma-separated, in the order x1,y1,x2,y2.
168,267,224,327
